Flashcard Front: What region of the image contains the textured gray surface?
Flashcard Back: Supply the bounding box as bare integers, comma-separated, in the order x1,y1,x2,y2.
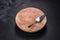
0,0,60,40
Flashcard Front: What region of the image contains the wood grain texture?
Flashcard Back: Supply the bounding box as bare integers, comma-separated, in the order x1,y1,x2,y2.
15,7,47,32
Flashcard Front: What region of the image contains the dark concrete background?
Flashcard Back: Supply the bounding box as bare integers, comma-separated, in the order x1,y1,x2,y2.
0,0,60,40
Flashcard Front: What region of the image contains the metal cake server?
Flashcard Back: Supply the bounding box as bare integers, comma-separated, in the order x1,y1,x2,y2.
28,14,46,28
